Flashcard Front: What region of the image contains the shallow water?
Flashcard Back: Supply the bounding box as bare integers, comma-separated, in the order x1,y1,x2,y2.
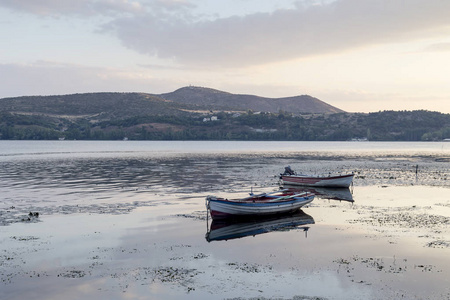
0,141,449,300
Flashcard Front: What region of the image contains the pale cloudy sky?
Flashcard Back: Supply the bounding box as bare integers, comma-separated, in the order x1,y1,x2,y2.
1,0,450,113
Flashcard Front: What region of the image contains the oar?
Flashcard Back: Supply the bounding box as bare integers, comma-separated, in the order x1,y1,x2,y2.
265,188,288,196
269,192,308,201
241,189,288,201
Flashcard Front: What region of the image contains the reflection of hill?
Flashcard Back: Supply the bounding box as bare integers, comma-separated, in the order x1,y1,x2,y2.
283,185,354,202
205,210,314,242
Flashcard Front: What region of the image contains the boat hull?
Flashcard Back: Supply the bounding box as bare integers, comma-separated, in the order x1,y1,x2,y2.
280,174,354,188
207,195,314,219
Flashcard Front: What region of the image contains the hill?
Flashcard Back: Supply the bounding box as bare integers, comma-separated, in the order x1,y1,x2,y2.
0,86,344,119
158,86,344,114
1,87,449,141
0,92,195,121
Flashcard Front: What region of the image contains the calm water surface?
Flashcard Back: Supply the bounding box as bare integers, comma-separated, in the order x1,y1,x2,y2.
0,141,449,300
1,140,449,157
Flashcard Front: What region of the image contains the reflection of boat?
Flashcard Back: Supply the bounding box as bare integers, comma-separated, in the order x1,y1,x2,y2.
280,167,354,188
283,185,354,202
206,210,314,242
206,189,314,219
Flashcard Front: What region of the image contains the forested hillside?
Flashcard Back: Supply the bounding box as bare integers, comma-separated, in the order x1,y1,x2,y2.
1,109,449,141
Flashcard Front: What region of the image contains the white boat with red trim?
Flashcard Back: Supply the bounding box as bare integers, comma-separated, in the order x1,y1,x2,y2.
280,173,354,188
280,166,354,188
205,189,314,219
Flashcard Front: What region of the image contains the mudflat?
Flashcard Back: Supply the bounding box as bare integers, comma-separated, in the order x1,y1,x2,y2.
0,141,449,300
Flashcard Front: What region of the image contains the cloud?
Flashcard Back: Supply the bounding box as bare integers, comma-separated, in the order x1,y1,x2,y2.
0,62,177,98
424,42,450,52
3,0,450,67
0,0,144,17
102,0,450,67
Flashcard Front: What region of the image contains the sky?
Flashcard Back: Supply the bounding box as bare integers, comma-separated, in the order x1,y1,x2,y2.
1,0,450,113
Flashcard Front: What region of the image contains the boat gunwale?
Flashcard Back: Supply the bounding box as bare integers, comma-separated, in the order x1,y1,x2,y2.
281,173,354,180
208,196,314,207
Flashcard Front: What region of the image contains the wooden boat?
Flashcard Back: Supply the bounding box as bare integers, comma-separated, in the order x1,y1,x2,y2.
206,210,314,242
205,189,314,219
280,166,354,188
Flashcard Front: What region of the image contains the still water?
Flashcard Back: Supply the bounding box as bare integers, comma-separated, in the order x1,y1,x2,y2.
0,141,449,300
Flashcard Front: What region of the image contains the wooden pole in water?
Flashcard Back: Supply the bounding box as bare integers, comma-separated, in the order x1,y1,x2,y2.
415,164,419,181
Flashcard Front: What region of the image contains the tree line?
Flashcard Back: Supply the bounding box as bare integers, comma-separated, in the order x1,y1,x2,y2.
1,110,449,141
